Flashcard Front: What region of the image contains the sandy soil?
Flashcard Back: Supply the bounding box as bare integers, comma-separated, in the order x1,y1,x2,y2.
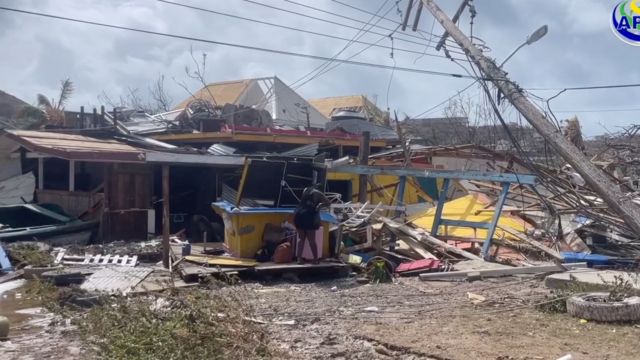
234,276,640,360
2,275,639,359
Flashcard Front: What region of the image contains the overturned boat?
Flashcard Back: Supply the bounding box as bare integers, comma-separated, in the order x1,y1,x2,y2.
0,204,98,246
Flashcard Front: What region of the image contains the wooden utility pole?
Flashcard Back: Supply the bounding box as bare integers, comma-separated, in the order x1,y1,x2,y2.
358,131,371,203
421,0,640,235
162,165,170,268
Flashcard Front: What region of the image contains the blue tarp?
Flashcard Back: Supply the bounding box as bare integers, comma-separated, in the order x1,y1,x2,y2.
0,245,12,272
562,251,612,267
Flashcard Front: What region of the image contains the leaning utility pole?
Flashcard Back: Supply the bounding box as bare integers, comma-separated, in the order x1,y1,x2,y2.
421,0,640,235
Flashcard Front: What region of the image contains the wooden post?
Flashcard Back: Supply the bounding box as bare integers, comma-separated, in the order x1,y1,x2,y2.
79,106,85,129
37,157,44,190
337,145,344,158
422,0,640,235
101,163,111,243
162,165,170,268
112,107,118,130
68,160,75,192
357,131,370,203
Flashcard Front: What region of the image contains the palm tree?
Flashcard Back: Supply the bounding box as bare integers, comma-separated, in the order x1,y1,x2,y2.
37,78,74,126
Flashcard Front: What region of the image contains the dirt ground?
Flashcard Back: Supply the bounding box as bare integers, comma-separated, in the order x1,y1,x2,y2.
234,276,640,360
2,275,639,359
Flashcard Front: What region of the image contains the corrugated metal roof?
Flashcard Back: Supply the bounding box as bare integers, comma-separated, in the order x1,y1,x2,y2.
207,143,238,156
279,143,319,157
308,95,387,124
174,79,251,110
325,119,398,140
4,130,147,162
3,130,246,166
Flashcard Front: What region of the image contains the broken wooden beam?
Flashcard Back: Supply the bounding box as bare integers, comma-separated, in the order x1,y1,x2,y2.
419,262,588,281
497,225,563,261
375,215,482,261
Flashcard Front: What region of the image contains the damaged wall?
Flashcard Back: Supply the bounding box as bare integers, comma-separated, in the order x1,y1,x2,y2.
0,135,22,181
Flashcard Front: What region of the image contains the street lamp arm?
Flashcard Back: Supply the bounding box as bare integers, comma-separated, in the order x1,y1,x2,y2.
499,42,526,68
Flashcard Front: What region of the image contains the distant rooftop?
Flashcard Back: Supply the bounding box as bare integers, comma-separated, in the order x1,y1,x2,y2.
308,95,388,125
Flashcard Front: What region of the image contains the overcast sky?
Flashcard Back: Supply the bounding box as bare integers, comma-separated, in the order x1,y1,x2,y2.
0,0,638,136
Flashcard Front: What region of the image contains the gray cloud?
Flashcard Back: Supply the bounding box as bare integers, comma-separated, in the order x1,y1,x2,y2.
0,0,637,136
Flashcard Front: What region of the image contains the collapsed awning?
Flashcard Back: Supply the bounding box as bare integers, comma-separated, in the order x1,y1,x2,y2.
2,130,245,166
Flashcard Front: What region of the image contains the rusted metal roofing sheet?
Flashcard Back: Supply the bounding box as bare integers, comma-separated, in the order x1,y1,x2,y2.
174,79,251,110
4,130,146,162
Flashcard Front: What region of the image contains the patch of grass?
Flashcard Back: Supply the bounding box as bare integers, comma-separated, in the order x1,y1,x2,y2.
7,243,53,268
536,289,571,314
77,289,279,360
604,274,640,302
23,279,93,317
537,281,606,314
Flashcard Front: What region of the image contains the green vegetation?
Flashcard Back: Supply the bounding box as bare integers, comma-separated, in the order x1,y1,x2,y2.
77,289,278,360
7,244,53,268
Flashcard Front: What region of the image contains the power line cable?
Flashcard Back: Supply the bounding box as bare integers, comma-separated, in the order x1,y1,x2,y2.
527,83,640,91
155,0,465,60
292,1,416,91
553,107,640,114
413,14,437,64
293,26,399,90
331,0,460,47
283,0,447,46
410,80,477,118
0,5,480,80
386,34,397,110
291,0,397,89
244,0,464,55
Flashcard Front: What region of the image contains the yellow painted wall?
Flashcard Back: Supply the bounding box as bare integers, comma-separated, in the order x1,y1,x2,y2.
327,173,432,206
214,210,330,259
410,194,530,241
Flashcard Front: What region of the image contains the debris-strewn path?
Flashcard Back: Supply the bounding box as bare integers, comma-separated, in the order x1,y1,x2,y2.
3,276,639,359
230,277,640,360
0,310,92,360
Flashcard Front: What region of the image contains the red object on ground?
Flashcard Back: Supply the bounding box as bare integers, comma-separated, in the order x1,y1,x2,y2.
395,259,442,274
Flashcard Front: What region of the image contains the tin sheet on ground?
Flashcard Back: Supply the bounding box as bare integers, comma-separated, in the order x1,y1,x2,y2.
81,267,153,294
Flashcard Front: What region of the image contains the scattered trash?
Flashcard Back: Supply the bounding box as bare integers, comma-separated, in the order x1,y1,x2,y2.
556,354,573,360
0,244,12,272
467,292,487,304
54,249,138,267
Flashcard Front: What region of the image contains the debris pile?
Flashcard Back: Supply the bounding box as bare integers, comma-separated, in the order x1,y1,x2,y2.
330,143,640,281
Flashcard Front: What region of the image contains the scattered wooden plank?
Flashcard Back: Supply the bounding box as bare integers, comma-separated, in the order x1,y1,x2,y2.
0,270,23,284
376,215,483,261
419,262,588,281
497,225,563,260
396,237,437,260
